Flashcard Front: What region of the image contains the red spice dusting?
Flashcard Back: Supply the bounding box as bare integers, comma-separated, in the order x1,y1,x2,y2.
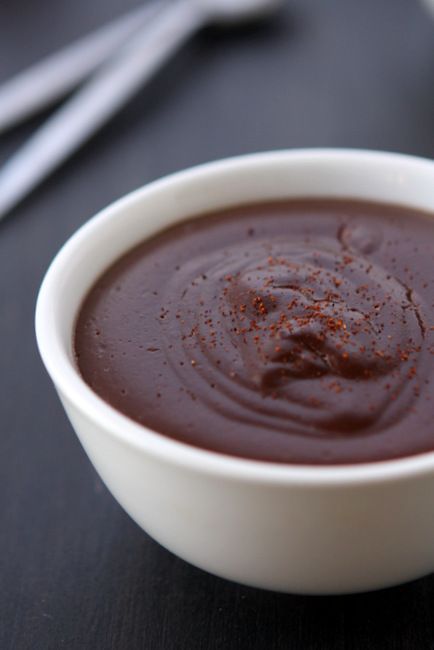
329,381,343,394
408,366,417,380
252,295,268,315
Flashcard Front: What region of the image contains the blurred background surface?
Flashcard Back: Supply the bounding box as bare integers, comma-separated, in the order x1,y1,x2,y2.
0,1,433,648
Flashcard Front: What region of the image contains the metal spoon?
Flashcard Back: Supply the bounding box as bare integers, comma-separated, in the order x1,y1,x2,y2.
0,2,163,135
0,0,283,222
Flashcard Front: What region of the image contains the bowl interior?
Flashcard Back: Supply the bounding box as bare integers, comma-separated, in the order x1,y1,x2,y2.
36,149,434,482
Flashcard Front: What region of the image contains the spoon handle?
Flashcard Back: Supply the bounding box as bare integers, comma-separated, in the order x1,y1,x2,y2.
0,2,164,134
0,0,203,222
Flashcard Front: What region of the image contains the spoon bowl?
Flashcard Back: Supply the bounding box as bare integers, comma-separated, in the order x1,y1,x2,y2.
201,0,284,25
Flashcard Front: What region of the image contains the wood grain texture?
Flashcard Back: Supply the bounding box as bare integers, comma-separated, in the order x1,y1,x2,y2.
0,0,433,648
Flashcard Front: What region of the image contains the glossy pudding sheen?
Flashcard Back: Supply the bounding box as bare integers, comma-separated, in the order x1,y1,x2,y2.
74,199,434,465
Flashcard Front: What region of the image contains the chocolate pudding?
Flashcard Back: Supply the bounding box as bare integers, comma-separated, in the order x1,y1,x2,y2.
74,199,434,465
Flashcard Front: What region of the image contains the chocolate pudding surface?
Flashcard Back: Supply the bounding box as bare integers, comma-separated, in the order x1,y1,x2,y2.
74,199,434,465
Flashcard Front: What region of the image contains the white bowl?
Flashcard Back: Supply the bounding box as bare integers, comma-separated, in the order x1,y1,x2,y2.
36,149,434,595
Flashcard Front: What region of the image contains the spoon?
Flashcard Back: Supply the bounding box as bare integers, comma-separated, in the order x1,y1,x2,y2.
0,2,163,135
0,0,283,222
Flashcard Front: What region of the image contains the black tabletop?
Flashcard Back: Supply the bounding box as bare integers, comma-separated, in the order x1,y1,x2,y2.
1,1,434,648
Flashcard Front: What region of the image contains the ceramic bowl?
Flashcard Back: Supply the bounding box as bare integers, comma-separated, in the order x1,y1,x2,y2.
36,149,434,594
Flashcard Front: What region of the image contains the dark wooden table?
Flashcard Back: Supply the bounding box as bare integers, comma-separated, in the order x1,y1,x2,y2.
1,1,433,648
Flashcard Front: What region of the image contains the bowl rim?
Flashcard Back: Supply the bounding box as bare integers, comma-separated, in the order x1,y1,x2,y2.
35,147,434,487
